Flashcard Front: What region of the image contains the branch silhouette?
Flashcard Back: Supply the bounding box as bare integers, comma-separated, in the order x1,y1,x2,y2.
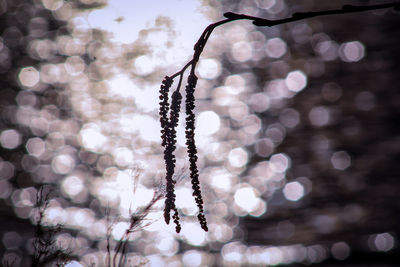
159,2,400,233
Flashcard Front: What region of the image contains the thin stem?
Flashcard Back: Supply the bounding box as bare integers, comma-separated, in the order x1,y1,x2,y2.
169,2,399,80
170,60,194,80
225,2,400,26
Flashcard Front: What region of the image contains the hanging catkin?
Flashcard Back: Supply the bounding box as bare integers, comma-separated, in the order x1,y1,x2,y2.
185,73,208,231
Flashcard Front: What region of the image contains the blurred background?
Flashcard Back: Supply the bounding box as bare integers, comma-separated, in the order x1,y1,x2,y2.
0,0,399,266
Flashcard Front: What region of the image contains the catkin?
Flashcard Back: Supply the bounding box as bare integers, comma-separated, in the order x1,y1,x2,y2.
185,73,208,231
159,73,208,233
159,77,182,232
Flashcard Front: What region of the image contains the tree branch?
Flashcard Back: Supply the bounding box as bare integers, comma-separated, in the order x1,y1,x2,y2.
224,2,400,27
169,2,399,79
159,1,399,233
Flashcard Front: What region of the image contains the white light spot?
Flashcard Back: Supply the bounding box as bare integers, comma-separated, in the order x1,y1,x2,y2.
222,242,246,264
113,147,134,167
265,38,287,58
112,221,130,240
255,0,276,9
283,181,304,201
182,250,203,267
210,171,232,191
65,261,83,267
175,187,197,215
196,111,220,136
51,154,75,175
181,222,206,246
61,175,84,198
131,115,160,142
197,58,221,80
107,74,136,99
331,151,351,170
156,236,178,255
0,129,21,149
231,41,253,62
234,186,260,212
18,67,40,88
41,0,63,11
339,41,365,62
97,186,119,206
129,185,154,210
269,153,290,173
79,126,107,151
26,137,45,157
65,56,85,76
225,74,246,95
285,70,307,92
228,147,248,168
133,55,155,76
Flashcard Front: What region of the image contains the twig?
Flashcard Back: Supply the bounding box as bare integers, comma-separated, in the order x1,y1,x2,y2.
31,185,74,267
171,2,400,79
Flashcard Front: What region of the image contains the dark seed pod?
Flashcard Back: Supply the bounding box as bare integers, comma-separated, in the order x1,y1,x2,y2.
160,82,183,231
159,76,173,148
185,73,208,231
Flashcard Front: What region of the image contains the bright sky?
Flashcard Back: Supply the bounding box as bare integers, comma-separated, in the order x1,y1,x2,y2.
75,0,222,153
85,0,211,45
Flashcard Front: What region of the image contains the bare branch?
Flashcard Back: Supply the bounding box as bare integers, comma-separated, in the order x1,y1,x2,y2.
158,1,400,233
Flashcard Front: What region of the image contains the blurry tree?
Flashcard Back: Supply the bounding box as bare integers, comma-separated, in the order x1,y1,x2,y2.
0,0,109,265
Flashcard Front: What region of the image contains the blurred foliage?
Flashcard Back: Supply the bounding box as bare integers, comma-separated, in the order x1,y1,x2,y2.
0,0,399,266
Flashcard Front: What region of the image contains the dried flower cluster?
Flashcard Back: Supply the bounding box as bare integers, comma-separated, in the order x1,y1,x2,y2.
185,74,207,231
159,76,182,233
159,72,208,233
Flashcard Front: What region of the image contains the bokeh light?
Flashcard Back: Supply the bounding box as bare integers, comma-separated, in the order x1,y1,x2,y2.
331,151,351,170
265,37,287,58
18,67,40,88
228,147,248,168
369,233,395,252
283,181,304,201
285,70,307,93
0,129,21,149
331,242,350,260
196,111,220,136
197,58,222,80
339,41,365,62
309,106,330,127
1,0,399,265
234,185,260,213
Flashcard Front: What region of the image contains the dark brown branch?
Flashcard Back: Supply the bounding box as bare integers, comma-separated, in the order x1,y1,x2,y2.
225,2,400,26
169,2,399,79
